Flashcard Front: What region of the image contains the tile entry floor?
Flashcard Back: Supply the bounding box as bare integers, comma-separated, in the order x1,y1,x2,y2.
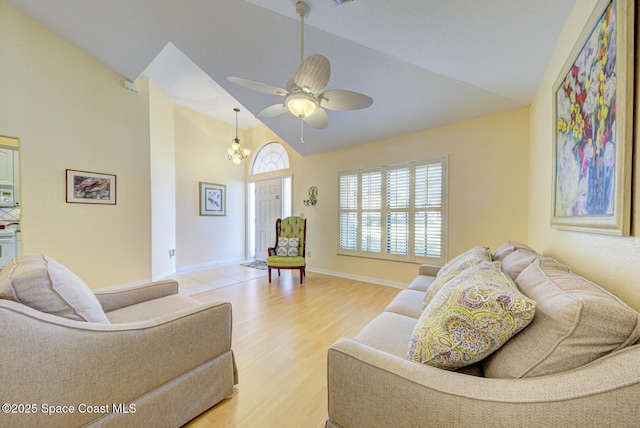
165,261,268,296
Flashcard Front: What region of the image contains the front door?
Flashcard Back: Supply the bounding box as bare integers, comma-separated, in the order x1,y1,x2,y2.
254,178,282,261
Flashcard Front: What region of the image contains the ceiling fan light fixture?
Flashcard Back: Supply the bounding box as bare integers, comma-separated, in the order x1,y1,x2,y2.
286,93,317,117
227,0,373,139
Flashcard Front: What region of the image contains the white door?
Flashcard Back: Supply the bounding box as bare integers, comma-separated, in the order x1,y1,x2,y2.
255,178,282,261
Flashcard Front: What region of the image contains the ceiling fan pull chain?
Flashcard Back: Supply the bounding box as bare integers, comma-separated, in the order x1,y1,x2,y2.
300,117,305,144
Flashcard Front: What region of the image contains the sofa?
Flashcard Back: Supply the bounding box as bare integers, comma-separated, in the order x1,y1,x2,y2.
1,254,237,428
326,242,640,427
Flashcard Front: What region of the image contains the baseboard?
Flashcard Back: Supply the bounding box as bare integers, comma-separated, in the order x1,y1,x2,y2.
176,257,246,273
306,267,406,289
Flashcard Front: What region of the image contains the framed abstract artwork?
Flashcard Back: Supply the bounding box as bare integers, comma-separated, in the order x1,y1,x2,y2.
551,0,634,236
199,182,226,216
66,169,116,205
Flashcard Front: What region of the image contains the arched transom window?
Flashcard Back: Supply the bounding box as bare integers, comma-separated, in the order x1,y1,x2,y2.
251,142,290,174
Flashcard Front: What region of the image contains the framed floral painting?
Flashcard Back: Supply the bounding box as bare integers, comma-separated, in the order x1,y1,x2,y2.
551,0,634,236
199,182,226,216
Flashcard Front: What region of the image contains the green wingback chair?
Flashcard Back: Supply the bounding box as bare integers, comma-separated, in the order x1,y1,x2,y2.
267,216,307,284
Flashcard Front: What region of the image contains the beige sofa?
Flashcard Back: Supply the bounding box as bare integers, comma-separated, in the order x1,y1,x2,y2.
1,254,237,428
326,242,640,427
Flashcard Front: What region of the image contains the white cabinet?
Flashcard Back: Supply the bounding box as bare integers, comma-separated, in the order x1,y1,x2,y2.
0,147,19,206
12,150,19,206
0,148,14,186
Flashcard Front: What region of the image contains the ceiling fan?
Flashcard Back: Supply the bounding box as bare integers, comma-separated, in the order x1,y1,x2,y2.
227,1,373,134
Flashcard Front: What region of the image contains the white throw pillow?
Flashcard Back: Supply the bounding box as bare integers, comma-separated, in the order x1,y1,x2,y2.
0,254,110,323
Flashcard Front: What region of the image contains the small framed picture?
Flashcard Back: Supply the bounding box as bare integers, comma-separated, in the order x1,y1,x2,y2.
66,169,116,205
199,182,226,216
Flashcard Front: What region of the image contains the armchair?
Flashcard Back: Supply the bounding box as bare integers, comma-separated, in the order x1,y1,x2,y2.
1,254,237,428
266,216,307,284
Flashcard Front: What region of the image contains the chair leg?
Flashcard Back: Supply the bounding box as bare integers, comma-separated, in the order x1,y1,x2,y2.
278,268,281,277
300,267,305,284
268,267,272,283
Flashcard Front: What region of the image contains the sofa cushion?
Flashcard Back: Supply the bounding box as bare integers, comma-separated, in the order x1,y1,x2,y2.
356,311,419,358
493,241,538,261
497,242,571,282
266,255,306,267
407,262,536,370
385,289,425,319
483,258,640,378
500,248,543,280
407,275,436,292
0,254,110,323
421,246,492,310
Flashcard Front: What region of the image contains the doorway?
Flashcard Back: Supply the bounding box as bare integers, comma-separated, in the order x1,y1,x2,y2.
249,176,292,261
0,136,21,266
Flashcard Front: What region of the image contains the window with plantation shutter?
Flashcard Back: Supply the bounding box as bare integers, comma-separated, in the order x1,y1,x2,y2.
338,157,447,264
414,162,444,258
339,173,358,251
361,170,382,253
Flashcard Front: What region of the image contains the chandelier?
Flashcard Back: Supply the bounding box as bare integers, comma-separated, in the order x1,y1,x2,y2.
227,108,250,165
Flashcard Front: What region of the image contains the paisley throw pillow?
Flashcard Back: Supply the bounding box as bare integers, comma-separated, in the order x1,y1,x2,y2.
421,246,492,311
407,262,536,370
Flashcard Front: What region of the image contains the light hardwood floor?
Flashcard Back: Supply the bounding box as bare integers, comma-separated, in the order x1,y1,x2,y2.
173,263,401,428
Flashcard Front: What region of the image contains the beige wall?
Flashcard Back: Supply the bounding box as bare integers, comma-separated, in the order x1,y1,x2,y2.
149,81,177,279
528,0,640,311
0,1,152,287
288,108,530,286
173,105,247,267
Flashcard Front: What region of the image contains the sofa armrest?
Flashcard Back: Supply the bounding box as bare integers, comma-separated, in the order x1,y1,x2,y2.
418,264,440,277
327,338,640,428
1,297,233,427
94,279,179,312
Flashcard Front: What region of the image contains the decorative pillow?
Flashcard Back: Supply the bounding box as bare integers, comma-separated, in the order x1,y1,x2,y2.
421,246,492,311
407,262,536,370
483,258,640,378
276,237,299,256
0,254,110,323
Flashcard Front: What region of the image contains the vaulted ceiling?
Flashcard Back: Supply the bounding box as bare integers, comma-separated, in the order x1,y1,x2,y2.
8,0,576,155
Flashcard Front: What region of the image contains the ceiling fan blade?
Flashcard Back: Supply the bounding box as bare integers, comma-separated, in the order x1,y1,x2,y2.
303,107,329,129
227,76,289,96
319,90,374,111
294,54,331,94
256,104,289,118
